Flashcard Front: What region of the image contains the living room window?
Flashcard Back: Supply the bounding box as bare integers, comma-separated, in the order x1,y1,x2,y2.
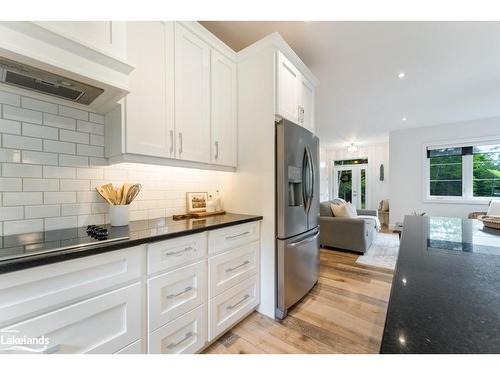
424,140,500,202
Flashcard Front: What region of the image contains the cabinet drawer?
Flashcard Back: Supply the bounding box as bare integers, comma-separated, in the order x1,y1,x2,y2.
148,261,206,332
115,339,144,354
208,275,259,341
149,304,206,354
208,222,260,255
0,246,144,327
209,241,259,298
1,283,142,354
148,233,207,274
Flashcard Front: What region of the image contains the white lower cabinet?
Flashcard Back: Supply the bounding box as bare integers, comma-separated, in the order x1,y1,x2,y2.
148,304,206,354
115,339,144,354
208,241,259,298
208,221,260,255
208,274,259,341
2,221,261,354
147,233,207,275
0,246,144,327
4,283,142,354
148,261,206,331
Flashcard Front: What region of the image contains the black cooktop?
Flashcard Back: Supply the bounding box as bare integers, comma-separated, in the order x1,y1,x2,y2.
0,213,263,274
0,224,130,262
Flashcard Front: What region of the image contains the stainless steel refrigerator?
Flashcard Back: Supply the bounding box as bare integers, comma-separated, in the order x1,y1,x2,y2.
276,119,320,320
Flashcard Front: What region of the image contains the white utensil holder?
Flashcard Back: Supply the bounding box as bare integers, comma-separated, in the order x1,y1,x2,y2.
109,205,130,226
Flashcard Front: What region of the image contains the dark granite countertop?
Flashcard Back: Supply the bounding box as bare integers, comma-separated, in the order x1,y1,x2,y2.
380,215,500,354
0,213,262,274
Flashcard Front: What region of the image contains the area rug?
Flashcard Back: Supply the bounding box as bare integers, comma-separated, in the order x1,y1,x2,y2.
355,233,400,270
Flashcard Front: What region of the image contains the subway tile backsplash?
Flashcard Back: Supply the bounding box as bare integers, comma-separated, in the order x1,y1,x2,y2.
0,89,232,235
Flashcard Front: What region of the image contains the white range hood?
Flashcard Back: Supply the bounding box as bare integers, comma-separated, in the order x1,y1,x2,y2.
0,21,135,113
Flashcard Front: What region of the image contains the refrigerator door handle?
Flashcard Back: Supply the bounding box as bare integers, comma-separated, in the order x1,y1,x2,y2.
302,147,308,214
302,145,314,214
308,145,315,201
288,231,320,248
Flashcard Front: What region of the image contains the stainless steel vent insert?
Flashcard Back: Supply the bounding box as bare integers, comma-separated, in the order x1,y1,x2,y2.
0,57,104,105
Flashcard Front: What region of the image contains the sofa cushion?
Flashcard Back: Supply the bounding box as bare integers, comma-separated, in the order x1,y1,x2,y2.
320,201,333,217
345,202,358,217
487,200,500,216
331,203,356,218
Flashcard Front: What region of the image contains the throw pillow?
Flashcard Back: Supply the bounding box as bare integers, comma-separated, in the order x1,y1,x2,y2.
346,202,358,217
487,200,500,217
331,203,350,217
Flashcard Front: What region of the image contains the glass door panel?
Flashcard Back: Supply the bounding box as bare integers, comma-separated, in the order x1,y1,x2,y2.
333,164,368,209
360,167,366,209
337,170,353,203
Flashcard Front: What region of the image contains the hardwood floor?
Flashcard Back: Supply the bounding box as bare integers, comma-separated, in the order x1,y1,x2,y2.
203,240,395,354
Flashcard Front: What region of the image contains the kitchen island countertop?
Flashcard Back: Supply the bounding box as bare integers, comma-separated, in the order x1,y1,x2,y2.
380,215,500,353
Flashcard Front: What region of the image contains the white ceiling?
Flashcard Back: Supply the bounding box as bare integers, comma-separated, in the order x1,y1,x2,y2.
200,21,500,148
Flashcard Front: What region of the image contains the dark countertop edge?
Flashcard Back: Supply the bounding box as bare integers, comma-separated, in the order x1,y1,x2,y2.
379,216,408,354
0,215,263,275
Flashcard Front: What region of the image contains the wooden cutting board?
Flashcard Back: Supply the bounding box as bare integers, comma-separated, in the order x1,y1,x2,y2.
173,211,226,220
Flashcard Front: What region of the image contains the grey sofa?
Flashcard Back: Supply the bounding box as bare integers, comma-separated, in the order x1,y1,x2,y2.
319,200,378,254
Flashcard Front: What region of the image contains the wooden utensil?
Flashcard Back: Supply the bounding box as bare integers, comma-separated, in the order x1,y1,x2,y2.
120,184,132,205
116,186,122,204
101,183,119,205
96,185,114,204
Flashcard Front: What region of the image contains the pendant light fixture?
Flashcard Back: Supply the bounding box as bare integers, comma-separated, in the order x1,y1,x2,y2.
347,143,358,153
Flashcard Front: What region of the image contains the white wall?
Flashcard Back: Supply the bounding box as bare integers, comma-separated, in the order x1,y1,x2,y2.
0,88,233,235
390,116,500,224
320,142,390,210
224,47,276,318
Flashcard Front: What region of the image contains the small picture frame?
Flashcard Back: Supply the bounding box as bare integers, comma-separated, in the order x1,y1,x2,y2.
186,192,208,213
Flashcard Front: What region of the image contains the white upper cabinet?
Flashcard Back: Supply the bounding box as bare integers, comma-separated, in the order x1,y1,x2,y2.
105,22,238,170
34,21,127,60
211,50,237,167
299,75,315,133
124,22,175,158
276,51,316,133
174,23,211,164
276,51,300,123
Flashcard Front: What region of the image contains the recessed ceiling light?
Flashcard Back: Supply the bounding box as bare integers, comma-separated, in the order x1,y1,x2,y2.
402,117,407,122
398,72,406,79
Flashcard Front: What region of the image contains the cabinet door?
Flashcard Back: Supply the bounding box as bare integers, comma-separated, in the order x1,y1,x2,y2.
148,304,206,354
148,261,206,332
208,274,259,341
3,283,141,354
174,23,211,163
299,76,315,133
34,21,127,59
211,50,237,167
276,51,300,123
125,21,175,158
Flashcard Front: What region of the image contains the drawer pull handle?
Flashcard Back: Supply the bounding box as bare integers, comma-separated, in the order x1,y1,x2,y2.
166,331,194,350
166,246,193,256
226,294,251,310
225,231,250,240
167,286,193,299
225,260,251,273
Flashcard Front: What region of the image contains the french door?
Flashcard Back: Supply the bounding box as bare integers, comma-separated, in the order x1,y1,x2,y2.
333,165,368,209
